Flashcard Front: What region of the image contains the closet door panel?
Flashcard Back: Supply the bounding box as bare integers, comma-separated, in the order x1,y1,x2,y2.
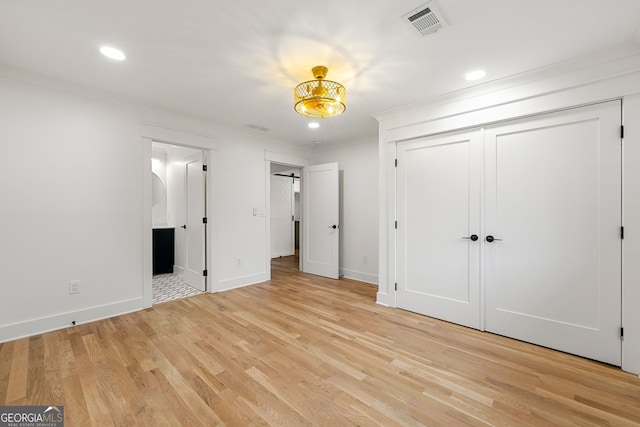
397,130,482,329
484,101,622,365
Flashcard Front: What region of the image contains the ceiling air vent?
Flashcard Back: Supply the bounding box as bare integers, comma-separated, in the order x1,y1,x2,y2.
403,2,448,36
246,124,270,132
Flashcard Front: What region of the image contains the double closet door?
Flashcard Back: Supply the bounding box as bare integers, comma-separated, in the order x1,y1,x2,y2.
396,101,622,365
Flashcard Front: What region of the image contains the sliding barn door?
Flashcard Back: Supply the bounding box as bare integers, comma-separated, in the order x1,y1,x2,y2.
397,131,482,329
484,101,622,365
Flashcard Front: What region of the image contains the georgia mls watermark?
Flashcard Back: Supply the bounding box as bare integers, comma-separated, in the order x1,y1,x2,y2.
0,406,64,427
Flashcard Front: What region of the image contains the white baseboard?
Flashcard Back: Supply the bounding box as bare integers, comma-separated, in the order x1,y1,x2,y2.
376,292,391,307
0,298,144,344
340,268,378,285
216,272,268,292
270,252,294,259
173,265,185,275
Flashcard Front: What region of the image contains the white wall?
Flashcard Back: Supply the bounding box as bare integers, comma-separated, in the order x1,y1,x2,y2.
151,148,168,226
0,76,144,340
314,139,379,284
0,71,311,342
375,50,640,374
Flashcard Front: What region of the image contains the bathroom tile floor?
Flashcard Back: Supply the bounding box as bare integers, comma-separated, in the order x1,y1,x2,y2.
152,273,204,304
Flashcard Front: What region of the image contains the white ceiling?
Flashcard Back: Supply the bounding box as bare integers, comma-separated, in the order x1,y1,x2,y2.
1,0,640,146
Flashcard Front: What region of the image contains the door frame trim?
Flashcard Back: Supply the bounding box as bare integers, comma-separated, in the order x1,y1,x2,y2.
142,124,219,307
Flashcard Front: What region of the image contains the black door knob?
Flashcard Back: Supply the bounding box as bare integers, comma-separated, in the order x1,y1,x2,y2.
331,225,337,229
486,235,494,242
181,224,187,229
470,234,478,241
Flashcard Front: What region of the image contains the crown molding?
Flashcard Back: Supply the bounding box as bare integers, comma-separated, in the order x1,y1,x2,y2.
374,42,640,126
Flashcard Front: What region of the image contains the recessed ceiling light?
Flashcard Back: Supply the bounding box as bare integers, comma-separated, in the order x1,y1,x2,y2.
465,70,486,81
308,122,320,129
100,46,126,61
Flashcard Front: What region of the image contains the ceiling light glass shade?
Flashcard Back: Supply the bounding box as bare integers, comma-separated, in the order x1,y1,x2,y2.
294,66,346,118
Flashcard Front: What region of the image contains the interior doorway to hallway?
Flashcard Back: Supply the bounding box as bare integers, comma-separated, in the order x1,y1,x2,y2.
266,158,340,281
269,164,301,267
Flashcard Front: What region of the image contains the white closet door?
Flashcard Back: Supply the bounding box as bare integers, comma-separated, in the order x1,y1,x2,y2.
484,101,622,365
397,131,482,329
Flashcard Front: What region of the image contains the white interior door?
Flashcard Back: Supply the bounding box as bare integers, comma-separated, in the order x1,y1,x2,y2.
270,175,294,258
302,162,339,279
184,153,206,291
484,101,622,365
397,131,482,329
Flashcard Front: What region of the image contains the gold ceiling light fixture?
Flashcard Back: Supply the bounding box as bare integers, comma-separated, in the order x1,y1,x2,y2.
294,65,346,118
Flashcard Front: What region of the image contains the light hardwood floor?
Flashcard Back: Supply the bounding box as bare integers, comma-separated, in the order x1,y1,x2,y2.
1,256,639,426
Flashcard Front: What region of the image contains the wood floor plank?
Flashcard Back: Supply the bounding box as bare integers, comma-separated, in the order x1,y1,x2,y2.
25,335,45,403
5,338,29,403
41,332,66,406
61,374,92,427
1,255,640,426
144,368,210,426
0,341,13,403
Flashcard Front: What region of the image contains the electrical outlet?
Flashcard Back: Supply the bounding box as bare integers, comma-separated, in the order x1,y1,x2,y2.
69,281,80,294
236,257,242,267
363,255,369,264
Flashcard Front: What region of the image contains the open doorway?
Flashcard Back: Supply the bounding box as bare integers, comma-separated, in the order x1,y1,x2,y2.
151,141,207,304
269,164,300,267
266,157,339,280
